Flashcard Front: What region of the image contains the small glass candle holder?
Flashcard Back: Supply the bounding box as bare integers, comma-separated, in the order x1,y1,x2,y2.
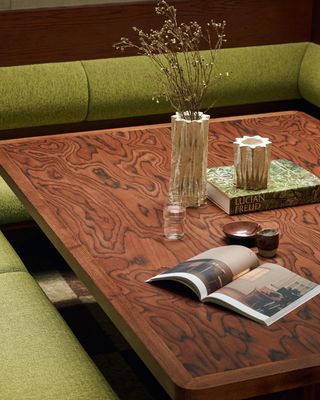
256,227,279,257
163,202,186,240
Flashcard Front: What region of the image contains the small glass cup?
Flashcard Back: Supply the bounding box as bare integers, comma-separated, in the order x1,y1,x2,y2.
163,202,186,240
256,227,279,257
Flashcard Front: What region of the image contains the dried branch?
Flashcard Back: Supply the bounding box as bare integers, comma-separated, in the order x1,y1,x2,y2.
114,0,227,120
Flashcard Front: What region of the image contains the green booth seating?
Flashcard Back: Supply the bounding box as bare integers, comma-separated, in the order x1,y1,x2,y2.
299,42,320,106
0,176,32,225
0,230,119,400
0,61,88,131
0,42,319,225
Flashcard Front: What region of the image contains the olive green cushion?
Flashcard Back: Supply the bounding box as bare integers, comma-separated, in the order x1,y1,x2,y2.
0,272,118,400
203,42,307,108
0,230,27,273
0,61,88,130
82,55,170,121
0,177,31,225
0,41,316,132
299,42,320,107
83,42,308,121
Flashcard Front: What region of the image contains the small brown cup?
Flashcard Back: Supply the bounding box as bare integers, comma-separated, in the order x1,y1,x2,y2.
256,228,279,257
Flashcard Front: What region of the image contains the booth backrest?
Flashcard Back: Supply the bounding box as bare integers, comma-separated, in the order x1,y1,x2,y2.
0,42,319,133
298,42,320,107
0,62,88,130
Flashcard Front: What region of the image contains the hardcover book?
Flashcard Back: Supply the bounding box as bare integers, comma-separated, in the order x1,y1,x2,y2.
147,245,320,326
207,159,320,215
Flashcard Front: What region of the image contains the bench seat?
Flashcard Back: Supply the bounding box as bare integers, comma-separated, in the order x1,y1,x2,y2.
0,230,118,400
0,177,31,225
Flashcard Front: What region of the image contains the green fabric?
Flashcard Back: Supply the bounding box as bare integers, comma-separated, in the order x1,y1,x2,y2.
299,42,320,107
82,56,171,121
0,61,88,130
0,42,314,131
0,177,31,225
0,42,315,131
0,272,119,400
0,230,26,273
83,42,308,121
203,42,307,108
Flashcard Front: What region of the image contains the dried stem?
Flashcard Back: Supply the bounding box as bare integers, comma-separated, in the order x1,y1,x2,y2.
114,0,226,120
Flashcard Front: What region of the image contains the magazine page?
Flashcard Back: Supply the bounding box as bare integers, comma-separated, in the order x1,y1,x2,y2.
205,263,320,325
146,245,259,300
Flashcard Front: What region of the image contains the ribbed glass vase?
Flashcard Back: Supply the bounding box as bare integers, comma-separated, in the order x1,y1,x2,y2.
169,112,210,207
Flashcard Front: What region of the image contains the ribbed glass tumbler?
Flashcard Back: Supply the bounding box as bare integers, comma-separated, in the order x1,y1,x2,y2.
169,112,210,207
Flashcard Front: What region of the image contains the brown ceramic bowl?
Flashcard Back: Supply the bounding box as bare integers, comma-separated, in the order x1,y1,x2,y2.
223,221,261,239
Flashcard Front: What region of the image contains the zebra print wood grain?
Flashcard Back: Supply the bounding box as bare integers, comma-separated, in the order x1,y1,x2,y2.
0,111,320,399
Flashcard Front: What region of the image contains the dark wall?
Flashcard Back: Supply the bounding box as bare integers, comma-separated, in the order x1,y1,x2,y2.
0,0,315,67
312,0,320,43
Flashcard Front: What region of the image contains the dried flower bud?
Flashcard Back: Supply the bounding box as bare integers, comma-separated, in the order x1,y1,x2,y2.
113,0,227,119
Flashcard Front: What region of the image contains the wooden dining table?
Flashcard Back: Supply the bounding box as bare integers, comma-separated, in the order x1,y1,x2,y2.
1,111,320,400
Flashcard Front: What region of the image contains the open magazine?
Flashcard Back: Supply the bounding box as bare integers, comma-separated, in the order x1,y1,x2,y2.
146,245,320,326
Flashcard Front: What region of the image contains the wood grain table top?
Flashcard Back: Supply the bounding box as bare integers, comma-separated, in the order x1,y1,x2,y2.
1,111,320,400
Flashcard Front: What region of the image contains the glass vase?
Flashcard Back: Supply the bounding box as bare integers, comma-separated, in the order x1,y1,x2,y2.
169,112,210,207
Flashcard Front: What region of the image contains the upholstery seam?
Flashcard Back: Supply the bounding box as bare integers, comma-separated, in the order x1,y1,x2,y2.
297,41,310,98
80,60,91,121
0,268,28,275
